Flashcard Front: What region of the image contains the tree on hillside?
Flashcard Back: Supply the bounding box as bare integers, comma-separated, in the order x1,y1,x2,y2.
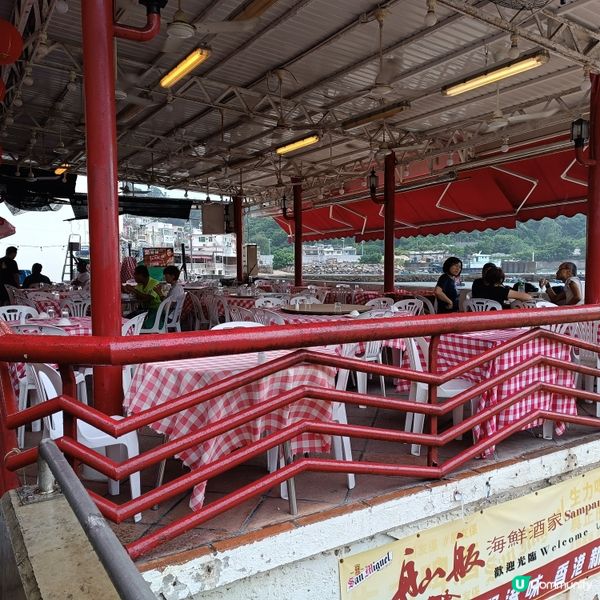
273,247,294,269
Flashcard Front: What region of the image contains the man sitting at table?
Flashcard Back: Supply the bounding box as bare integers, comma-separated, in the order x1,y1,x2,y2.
539,262,583,305
22,263,52,288
71,260,90,289
473,266,532,307
122,265,162,327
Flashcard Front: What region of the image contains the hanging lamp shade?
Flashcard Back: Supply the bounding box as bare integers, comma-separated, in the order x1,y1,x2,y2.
0,20,23,65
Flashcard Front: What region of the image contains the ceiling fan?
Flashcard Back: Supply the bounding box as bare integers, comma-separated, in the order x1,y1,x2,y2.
325,12,412,108
483,84,559,132
4,164,61,183
161,0,258,53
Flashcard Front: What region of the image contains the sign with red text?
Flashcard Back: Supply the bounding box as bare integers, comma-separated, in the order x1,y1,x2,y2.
339,468,600,599
142,247,174,267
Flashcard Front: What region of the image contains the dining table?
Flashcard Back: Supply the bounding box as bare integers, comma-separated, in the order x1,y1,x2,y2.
433,328,577,455
124,349,337,510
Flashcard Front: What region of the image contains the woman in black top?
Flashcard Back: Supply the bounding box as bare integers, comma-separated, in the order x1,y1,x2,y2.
477,266,533,307
434,257,462,314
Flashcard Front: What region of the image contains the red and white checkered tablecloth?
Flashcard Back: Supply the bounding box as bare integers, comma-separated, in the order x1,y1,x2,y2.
25,317,94,336
124,350,337,510
435,329,577,455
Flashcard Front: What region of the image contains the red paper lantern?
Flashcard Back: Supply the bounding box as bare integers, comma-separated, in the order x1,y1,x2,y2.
0,20,23,65
0,79,5,102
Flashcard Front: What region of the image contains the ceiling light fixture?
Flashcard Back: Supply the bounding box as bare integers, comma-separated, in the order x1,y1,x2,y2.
13,92,23,107
367,168,379,201
23,66,34,86
160,48,212,88
275,134,320,155
500,137,510,153
340,100,411,130
581,66,591,92
55,163,70,175
508,33,520,59
441,50,548,97
424,0,437,26
55,0,69,14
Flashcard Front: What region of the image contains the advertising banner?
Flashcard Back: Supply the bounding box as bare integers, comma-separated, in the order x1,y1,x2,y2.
142,247,174,267
339,468,600,599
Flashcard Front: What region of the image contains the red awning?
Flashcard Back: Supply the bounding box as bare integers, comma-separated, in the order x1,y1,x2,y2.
274,149,588,242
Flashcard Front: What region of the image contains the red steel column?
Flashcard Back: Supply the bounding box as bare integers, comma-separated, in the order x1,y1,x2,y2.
383,152,396,294
81,0,123,414
293,178,303,287
234,196,244,282
586,73,600,304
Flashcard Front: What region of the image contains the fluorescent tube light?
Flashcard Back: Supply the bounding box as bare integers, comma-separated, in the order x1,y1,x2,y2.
341,100,411,130
441,51,549,97
275,134,320,155
160,48,211,88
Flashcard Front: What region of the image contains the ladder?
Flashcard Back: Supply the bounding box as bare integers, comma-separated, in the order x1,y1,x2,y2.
62,234,82,283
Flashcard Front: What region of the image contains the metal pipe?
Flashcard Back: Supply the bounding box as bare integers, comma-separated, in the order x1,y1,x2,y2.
383,151,396,293
81,0,124,414
38,439,156,600
234,195,244,282
0,362,22,495
113,12,161,42
293,177,303,287
586,73,600,303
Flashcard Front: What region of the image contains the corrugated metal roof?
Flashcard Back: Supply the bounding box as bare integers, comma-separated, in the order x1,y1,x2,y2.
0,0,598,207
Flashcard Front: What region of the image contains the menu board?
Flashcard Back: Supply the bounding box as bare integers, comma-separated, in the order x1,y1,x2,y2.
143,247,175,267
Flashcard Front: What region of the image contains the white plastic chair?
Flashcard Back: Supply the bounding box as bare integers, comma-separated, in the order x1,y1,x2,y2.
166,292,186,332
289,295,319,305
121,312,147,336
204,295,230,327
0,305,39,323
464,298,503,312
186,292,209,330
414,294,436,315
140,297,173,334
211,321,265,330
365,297,394,309
11,324,88,447
254,296,285,308
251,308,285,325
572,321,600,413
404,337,476,456
31,364,142,522
61,298,91,317
392,299,423,316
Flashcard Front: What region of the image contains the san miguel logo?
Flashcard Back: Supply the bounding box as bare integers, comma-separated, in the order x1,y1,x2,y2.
347,551,393,590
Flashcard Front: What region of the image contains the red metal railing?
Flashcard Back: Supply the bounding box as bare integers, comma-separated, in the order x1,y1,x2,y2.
2,306,600,559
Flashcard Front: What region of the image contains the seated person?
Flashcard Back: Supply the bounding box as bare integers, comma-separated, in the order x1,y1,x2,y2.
471,262,495,298
539,262,583,305
122,265,162,328
476,266,532,308
163,265,185,302
71,261,90,289
22,263,52,288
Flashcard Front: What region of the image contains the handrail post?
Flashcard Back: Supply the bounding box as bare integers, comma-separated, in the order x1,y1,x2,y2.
59,364,78,467
0,362,20,495
586,73,600,303
427,334,440,467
